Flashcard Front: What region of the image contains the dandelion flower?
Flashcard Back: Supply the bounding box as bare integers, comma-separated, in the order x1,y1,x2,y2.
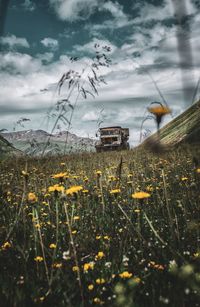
95,251,105,260
119,271,133,279
110,189,121,194
132,192,150,199
49,243,56,249
88,284,94,291
66,186,83,195
28,192,38,202
34,256,44,262
52,172,67,179
48,184,64,193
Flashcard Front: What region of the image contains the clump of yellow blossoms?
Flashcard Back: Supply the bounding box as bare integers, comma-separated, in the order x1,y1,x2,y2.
95,251,105,260
66,186,83,195
28,192,38,202
132,191,151,199
52,172,68,179
119,271,133,279
48,184,64,193
110,189,121,194
1,242,11,250
83,262,94,272
34,256,44,262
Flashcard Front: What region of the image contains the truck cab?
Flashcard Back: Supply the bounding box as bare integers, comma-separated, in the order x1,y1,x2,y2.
95,126,130,152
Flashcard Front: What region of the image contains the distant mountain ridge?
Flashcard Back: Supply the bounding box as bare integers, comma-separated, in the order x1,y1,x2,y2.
0,129,95,156
0,134,21,157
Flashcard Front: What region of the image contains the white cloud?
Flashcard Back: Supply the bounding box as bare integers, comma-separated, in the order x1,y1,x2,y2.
0,34,30,49
82,111,99,121
41,37,59,50
101,1,126,19
49,0,99,22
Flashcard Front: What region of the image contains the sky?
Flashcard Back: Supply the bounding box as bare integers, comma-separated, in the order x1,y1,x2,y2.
0,0,200,145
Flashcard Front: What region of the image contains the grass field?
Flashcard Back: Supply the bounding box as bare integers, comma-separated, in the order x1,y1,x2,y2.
0,145,200,306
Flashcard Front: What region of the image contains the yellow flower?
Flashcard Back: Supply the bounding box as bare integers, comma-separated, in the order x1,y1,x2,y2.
1,241,11,250
148,106,171,116
132,191,151,199
96,235,101,240
34,256,44,262
22,170,29,177
181,177,188,181
134,209,140,213
88,284,94,291
52,262,62,268
196,168,200,174
49,243,56,249
28,192,38,202
48,184,64,193
72,230,77,235
83,262,94,272
95,251,105,260
96,278,105,284
103,236,110,240
73,216,80,221
95,170,102,176
119,271,133,279
110,189,121,194
72,266,79,272
66,186,83,195
93,298,101,304
52,172,67,179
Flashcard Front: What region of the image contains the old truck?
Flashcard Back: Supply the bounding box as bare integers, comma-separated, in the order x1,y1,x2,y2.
95,126,130,152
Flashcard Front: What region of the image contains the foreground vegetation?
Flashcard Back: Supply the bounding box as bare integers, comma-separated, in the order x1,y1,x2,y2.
0,145,200,306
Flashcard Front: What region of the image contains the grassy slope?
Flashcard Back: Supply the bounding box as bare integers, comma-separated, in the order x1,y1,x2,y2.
144,100,200,146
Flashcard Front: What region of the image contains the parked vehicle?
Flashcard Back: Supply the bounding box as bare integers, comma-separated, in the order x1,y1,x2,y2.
95,126,130,152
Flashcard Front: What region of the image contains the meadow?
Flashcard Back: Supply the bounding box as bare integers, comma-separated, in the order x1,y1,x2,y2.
0,145,200,306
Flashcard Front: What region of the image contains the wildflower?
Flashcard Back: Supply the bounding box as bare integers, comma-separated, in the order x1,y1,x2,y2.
196,168,200,174
22,170,29,178
52,172,67,179
103,236,110,240
28,192,38,202
66,185,83,195
95,170,102,176
193,252,200,258
110,189,121,194
96,235,101,240
34,256,44,262
48,184,64,193
132,192,150,199
119,271,133,279
93,297,101,304
1,241,11,250
148,104,171,129
88,284,94,291
95,251,105,260
148,105,171,117
49,243,56,249
96,278,105,284
73,216,80,221
72,230,77,235
63,250,70,260
134,209,140,213
60,162,66,166
72,266,79,272
82,189,89,193
52,262,62,268
83,262,94,272
181,177,188,181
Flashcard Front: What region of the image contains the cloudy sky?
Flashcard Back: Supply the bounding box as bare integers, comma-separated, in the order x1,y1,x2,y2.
0,0,200,145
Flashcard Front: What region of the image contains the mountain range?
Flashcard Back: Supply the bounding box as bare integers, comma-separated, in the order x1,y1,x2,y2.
0,129,95,156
